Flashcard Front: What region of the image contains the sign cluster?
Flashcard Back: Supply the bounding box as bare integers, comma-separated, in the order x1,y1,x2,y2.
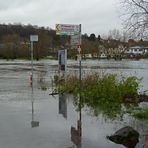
56,24,82,72
56,24,80,35
56,24,81,48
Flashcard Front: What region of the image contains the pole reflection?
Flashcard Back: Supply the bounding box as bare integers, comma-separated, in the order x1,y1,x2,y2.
58,93,82,148
59,93,67,119
30,76,39,128
70,95,82,148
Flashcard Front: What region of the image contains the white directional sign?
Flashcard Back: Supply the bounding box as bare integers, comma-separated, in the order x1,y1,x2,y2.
30,35,38,42
71,34,81,46
56,24,80,35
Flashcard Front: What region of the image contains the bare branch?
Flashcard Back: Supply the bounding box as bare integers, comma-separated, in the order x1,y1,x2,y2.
120,0,148,39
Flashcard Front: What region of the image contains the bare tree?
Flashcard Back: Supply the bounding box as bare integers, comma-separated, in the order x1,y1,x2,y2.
108,29,122,40
121,0,148,39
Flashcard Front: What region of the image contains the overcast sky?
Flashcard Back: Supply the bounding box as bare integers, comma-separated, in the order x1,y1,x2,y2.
0,0,123,36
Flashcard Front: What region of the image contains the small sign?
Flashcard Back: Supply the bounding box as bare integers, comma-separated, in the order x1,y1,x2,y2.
58,50,67,71
56,24,80,35
71,34,81,46
30,35,38,42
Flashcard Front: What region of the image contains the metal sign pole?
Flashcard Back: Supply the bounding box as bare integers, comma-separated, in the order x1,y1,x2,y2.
30,35,39,128
55,23,82,83
64,49,67,78
30,41,34,124
32,100,34,121
79,24,82,84
79,24,82,143
30,35,38,91
78,46,82,83
31,41,34,89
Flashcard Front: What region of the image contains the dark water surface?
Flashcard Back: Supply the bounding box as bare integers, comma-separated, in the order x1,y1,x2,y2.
0,59,148,148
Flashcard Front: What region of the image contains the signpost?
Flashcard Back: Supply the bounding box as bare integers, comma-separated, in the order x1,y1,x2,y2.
71,34,81,48
30,35,39,128
30,35,38,88
31,100,40,128
56,24,82,145
55,24,82,82
56,24,80,35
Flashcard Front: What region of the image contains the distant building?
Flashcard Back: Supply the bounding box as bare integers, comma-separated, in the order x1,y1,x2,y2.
125,46,148,56
81,52,98,58
99,53,107,59
83,53,92,58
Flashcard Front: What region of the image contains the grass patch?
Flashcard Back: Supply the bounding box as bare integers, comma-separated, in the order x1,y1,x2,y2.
133,109,148,119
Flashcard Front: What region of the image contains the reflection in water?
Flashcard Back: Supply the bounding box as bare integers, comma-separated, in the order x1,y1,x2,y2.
30,79,39,128
71,120,82,148
59,94,82,148
71,95,82,148
59,93,67,119
128,117,148,147
31,101,39,128
37,70,47,90
1,60,148,148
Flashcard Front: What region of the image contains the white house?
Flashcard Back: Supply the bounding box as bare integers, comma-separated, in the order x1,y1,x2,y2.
99,53,107,59
125,46,148,55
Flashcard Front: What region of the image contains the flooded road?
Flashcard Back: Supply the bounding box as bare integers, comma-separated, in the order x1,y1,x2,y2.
0,59,148,148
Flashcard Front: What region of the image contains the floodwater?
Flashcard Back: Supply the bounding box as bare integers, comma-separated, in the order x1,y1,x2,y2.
0,59,148,148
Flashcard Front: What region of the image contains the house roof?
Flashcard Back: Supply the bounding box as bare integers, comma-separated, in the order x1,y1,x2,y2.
130,46,148,49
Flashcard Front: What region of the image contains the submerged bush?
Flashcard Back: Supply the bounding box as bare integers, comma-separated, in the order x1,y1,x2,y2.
133,109,148,119
56,73,141,119
58,74,79,94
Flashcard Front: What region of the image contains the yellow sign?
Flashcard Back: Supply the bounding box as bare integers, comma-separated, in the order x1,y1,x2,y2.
55,24,80,35
56,24,61,35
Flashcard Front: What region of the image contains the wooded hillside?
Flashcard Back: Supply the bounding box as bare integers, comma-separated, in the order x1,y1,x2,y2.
0,24,147,60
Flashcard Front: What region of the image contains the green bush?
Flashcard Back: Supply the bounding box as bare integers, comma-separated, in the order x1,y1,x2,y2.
133,109,148,119
56,73,141,119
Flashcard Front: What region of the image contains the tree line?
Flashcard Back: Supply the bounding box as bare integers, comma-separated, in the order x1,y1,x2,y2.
0,24,63,60
0,23,147,60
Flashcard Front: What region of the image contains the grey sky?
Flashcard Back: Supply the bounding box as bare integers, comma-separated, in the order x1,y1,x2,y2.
0,0,122,36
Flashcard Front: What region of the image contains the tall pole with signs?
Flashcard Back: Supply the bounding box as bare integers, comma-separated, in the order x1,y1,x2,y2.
30,35,38,119
55,24,82,80
30,35,39,128
78,24,82,83
30,35,38,89
56,24,82,141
